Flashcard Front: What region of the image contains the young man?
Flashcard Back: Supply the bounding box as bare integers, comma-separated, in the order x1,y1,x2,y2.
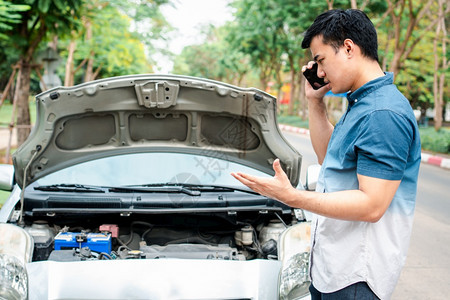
232,9,421,299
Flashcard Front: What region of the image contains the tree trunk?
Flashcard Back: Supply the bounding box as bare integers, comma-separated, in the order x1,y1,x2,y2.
13,13,47,146
381,30,393,71
433,0,447,131
0,67,18,107
273,62,283,113
85,50,95,82
91,63,103,81
326,0,334,10
298,74,307,120
389,50,402,77
84,19,94,82
387,0,437,77
296,57,308,120
14,61,32,146
259,62,270,92
288,72,296,116
65,40,76,86
287,57,296,116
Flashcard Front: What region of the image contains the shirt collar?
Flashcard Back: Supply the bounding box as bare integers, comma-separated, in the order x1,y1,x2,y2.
346,72,394,105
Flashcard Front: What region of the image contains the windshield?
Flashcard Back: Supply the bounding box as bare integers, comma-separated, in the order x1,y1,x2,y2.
36,152,270,188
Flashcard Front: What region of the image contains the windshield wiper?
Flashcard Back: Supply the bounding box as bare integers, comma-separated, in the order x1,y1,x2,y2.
111,183,259,196
109,184,201,196
34,184,106,193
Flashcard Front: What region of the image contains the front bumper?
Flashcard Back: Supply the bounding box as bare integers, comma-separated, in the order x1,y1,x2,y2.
27,258,282,299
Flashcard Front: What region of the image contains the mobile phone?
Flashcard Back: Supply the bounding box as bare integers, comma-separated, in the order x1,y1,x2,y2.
303,63,327,90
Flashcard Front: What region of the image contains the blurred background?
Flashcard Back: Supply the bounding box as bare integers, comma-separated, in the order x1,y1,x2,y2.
0,0,448,159
0,2,449,298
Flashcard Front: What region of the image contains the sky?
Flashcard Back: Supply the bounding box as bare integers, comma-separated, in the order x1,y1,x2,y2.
155,0,234,73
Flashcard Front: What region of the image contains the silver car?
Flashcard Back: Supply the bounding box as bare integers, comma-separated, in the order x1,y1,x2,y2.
0,74,312,300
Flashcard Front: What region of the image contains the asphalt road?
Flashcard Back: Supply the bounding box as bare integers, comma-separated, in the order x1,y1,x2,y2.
281,130,450,300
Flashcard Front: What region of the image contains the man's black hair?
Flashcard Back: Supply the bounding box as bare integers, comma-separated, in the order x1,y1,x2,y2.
302,9,379,62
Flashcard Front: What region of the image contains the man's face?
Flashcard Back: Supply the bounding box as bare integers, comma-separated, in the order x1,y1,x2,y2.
310,36,355,94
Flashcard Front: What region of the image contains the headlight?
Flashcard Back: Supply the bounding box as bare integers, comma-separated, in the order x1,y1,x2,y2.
0,254,28,300
0,224,34,300
278,222,311,300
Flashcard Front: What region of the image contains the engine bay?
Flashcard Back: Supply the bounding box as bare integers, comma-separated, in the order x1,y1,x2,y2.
22,211,302,262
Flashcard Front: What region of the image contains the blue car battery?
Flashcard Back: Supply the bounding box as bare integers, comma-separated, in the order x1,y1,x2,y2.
54,232,112,254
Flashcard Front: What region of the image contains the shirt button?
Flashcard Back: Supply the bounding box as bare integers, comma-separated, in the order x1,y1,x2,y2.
355,99,358,103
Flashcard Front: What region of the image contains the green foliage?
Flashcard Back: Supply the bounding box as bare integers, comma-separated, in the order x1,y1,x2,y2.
107,0,173,62
0,1,30,39
173,24,252,85
228,0,292,86
0,0,174,99
0,0,446,132
6,0,84,56
54,0,173,83
419,127,450,154
391,26,437,109
0,2,29,83
0,190,9,207
174,0,447,121
173,43,222,79
58,4,152,81
0,43,20,91
274,0,328,77
182,0,395,89
374,0,448,112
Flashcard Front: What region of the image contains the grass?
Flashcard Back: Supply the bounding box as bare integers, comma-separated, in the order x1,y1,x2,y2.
0,100,36,207
0,191,9,207
0,100,36,126
0,143,13,206
277,115,310,129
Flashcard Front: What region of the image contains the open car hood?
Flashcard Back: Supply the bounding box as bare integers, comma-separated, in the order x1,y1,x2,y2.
13,74,301,188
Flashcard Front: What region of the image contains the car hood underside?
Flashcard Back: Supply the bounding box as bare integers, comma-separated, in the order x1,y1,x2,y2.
13,74,301,188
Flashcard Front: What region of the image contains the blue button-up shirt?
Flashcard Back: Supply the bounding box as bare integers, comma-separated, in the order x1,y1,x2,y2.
310,73,421,299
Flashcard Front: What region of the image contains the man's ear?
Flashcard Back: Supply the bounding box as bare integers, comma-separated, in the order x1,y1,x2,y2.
343,39,355,57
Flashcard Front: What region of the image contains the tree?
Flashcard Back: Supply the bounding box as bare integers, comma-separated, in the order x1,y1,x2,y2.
172,24,252,86
229,0,286,91
173,43,223,80
0,1,30,104
0,1,30,40
62,2,153,85
432,0,448,130
5,0,84,146
374,0,448,128
63,0,172,86
377,0,443,76
274,0,328,116
229,0,342,115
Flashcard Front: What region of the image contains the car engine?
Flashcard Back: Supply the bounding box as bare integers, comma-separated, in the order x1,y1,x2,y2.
22,212,300,263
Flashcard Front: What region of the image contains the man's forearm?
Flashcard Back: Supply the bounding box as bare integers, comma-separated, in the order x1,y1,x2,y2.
283,187,382,223
279,174,400,223
307,98,334,164
231,159,399,223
